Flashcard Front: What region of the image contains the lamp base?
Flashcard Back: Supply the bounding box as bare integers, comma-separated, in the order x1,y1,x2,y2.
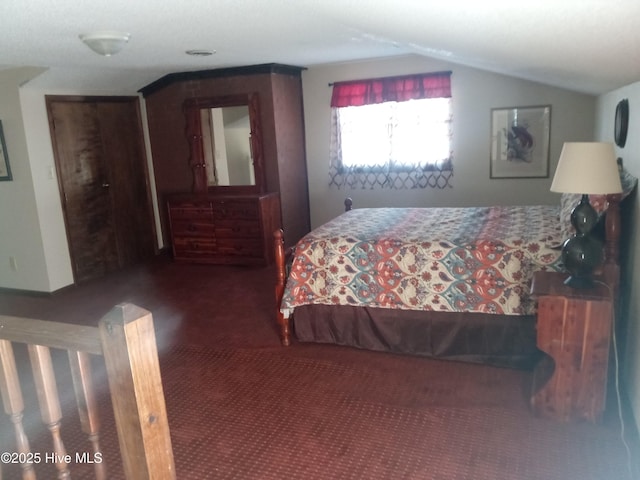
560,231,604,290
563,275,597,289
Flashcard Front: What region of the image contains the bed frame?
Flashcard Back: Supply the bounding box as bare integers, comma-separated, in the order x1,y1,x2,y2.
274,195,624,367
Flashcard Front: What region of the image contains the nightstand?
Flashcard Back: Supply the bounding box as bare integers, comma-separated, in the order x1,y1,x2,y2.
530,271,613,422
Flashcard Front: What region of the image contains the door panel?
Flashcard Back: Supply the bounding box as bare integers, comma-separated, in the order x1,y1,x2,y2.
49,101,119,281
97,102,155,267
48,96,155,283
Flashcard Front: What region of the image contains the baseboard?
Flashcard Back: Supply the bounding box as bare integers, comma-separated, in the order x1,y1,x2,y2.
0,283,76,297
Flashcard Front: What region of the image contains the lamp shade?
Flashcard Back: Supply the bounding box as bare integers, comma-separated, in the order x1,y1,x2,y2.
79,31,130,56
550,142,622,194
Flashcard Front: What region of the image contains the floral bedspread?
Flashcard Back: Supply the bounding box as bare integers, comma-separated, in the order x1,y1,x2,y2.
281,206,564,317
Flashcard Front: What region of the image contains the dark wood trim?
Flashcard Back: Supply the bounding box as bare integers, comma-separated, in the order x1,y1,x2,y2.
139,63,307,97
45,95,140,104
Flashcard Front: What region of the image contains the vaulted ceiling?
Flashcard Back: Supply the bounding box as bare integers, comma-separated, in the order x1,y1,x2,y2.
1,0,638,95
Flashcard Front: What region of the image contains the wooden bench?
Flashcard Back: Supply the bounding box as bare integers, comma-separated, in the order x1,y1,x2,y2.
0,303,175,479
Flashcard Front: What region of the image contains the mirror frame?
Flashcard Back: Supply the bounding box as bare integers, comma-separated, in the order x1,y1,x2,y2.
614,98,629,148
183,92,265,194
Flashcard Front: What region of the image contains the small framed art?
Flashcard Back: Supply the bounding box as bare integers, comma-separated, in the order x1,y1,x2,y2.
0,121,12,181
490,105,551,179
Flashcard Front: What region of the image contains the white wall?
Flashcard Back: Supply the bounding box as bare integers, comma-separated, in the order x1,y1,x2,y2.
302,55,596,228
0,67,59,291
19,86,75,291
595,81,640,433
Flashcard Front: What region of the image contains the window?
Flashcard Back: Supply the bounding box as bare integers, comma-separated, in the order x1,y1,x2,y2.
337,97,451,170
329,71,453,189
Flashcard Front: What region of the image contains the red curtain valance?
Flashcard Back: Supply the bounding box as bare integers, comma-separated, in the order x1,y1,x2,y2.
330,71,451,108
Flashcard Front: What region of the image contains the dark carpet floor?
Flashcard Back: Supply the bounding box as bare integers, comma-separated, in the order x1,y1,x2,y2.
0,254,638,479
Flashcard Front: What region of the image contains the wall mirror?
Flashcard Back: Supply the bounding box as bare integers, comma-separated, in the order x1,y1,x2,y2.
614,98,629,148
184,93,264,193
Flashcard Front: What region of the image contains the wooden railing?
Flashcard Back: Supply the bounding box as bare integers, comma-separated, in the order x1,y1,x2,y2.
0,303,175,479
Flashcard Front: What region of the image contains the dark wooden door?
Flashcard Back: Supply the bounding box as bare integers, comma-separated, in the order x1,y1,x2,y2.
47,96,155,283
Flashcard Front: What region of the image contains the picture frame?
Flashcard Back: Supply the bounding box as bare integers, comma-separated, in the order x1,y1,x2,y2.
0,120,13,181
490,105,551,179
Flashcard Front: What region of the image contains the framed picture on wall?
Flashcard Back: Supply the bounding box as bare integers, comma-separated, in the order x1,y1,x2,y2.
0,120,13,181
490,105,551,179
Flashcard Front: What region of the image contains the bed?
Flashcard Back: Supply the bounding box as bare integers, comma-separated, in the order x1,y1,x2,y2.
275,175,635,369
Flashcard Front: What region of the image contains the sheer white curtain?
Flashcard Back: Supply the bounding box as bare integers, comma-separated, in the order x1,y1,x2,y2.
329,97,453,189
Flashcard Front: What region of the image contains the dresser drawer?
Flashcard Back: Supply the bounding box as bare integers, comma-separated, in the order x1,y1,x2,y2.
169,205,214,220
214,219,260,238
212,200,259,220
170,220,216,237
215,238,263,257
172,236,217,256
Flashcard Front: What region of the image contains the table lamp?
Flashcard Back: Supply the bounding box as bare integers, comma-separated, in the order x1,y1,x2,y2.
550,142,622,288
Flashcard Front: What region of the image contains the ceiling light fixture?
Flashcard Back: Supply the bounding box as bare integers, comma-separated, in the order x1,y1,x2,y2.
79,31,130,56
186,49,216,57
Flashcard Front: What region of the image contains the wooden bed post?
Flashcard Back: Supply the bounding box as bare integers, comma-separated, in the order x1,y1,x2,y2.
275,201,352,347
274,229,291,346
603,193,622,299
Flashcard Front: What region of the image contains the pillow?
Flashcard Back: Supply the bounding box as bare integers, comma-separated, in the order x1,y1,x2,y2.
559,167,638,240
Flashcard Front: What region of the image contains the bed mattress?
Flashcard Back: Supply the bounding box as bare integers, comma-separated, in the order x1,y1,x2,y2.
281,206,563,317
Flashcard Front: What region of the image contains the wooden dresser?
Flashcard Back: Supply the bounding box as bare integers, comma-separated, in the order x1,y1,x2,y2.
167,193,281,265
141,64,311,252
